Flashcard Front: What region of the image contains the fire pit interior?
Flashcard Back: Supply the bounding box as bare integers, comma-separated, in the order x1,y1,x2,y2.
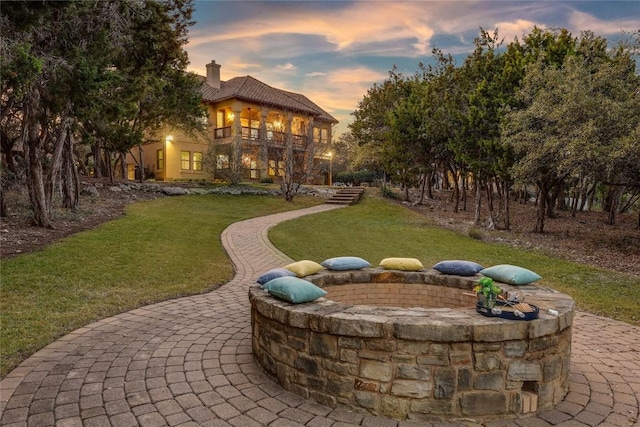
249,268,574,422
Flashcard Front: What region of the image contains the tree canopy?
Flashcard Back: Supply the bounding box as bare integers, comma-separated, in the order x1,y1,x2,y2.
348,27,639,232
1,0,206,227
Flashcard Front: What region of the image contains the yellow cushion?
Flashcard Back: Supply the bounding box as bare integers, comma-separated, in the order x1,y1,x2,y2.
379,257,424,271
284,260,324,277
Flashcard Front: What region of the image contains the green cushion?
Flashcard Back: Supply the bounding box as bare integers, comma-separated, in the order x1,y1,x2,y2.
480,264,541,285
379,257,424,271
321,256,371,271
284,260,324,277
262,276,327,303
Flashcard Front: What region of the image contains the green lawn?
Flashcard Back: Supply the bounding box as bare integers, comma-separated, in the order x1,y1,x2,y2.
2,190,638,379
269,190,640,326
0,194,322,378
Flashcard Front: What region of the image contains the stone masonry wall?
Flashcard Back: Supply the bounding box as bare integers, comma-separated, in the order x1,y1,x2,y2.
249,268,575,422
323,283,477,308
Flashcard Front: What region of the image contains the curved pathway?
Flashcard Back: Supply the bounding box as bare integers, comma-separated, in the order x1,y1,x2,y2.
1,204,639,427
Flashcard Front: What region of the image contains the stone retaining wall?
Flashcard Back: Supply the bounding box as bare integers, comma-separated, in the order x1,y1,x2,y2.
249,268,575,422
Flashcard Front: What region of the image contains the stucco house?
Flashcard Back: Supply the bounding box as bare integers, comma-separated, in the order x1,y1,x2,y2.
127,60,338,183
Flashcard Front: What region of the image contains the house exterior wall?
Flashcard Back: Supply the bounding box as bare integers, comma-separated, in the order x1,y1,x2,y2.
126,75,335,183
126,130,209,181
209,101,333,183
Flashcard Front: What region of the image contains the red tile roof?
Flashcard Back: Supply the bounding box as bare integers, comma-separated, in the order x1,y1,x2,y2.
201,76,338,124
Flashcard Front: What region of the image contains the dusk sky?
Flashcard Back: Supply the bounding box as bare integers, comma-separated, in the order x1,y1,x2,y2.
185,1,640,137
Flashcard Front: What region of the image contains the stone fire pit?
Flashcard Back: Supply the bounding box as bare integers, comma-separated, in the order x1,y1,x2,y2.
249,268,574,422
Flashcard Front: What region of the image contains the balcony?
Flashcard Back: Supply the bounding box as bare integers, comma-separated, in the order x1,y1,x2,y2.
214,126,232,139
214,126,309,149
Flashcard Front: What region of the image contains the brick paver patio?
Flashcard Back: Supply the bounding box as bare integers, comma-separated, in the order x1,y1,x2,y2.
1,204,638,426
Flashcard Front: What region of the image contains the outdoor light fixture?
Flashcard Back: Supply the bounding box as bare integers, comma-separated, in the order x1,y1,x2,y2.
164,135,173,181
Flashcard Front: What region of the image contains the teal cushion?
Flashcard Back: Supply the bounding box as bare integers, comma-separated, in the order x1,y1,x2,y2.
480,264,541,285
257,268,296,285
263,276,327,303
321,256,371,271
433,260,484,276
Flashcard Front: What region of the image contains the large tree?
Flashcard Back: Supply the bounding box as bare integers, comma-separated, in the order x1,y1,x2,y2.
449,29,518,229
1,0,205,227
503,37,639,232
350,67,412,180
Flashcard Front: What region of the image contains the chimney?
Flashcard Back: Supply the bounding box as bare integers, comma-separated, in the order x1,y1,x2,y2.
206,60,221,89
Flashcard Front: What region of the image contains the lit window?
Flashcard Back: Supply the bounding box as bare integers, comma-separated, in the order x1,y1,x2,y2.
268,160,285,177
181,151,190,170
217,154,229,169
156,149,163,170
193,152,203,171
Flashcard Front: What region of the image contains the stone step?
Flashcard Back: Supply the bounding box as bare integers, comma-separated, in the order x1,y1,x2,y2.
325,187,365,205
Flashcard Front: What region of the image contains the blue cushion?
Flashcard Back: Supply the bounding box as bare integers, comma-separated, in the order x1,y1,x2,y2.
263,276,327,303
480,264,542,285
256,268,296,285
433,260,484,276
321,256,371,271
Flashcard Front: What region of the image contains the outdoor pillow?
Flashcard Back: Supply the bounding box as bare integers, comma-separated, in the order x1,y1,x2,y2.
433,260,484,276
321,256,371,271
284,260,324,277
257,268,297,285
263,276,327,303
379,257,424,271
480,264,541,285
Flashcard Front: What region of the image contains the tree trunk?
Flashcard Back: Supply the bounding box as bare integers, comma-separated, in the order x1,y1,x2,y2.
92,141,103,178
534,181,546,233
474,177,482,226
619,190,639,214
121,153,127,180
462,175,467,211
546,181,559,218
137,145,145,182
45,112,71,208
586,183,597,211
418,173,426,205
485,180,497,229
75,147,90,176
607,187,621,225
0,130,17,174
280,130,298,201
503,180,511,230
449,165,460,213
106,150,114,184
23,87,54,228
61,131,79,210
556,184,567,211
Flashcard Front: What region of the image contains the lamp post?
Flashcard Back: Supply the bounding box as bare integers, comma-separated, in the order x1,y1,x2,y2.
328,151,333,187
165,135,173,181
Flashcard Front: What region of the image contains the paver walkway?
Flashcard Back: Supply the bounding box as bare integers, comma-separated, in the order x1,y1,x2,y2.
1,204,639,427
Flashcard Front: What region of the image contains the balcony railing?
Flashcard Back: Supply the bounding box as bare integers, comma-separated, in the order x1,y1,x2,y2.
215,126,309,148
214,126,232,139
242,127,260,141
